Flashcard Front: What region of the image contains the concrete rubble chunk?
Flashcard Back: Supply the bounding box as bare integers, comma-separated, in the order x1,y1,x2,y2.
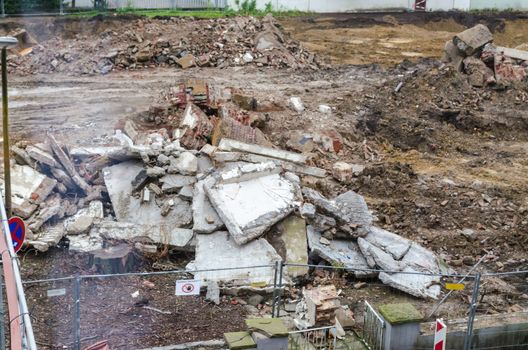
146,166,166,178
289,97,305,113
178,185,194,201
379,269,441,300
269,216,309,278
218,138,307,165
453,24,493,56
169,151,198,175
28,223,65,252
364,226,411,260
5,164,57,218
205,280,220,305
26,145,58,167
205,162,300,245
300,203,316,219
27,194,62,231
442,40,464,71
303,188,372,237
48,134,91,195
64,201,104,235
103,161,191,227
332,162,364,182
192,179,224,234
496,46,528,61
212,151,326,178
358,237,402,271
307,226,373,277
11,146,35,167
160,174,197,193
93,221,194,249
191,231,281,285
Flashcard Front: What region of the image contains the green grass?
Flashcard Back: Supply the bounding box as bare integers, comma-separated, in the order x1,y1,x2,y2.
66,8,309,19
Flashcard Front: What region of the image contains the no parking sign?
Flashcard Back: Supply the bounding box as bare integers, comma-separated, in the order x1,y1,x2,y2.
8,217,25,253
175,279,201,296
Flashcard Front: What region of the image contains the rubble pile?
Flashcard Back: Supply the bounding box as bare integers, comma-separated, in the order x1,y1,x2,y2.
9,79,449,320
6,15,321,75
443,24,528,86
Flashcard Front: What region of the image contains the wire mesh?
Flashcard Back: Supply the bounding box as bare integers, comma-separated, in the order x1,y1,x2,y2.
289,326,337,350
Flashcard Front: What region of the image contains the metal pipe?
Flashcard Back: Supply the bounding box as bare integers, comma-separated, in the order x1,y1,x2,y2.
2,47,11,218
0,271,5,350
464,273,481,350
73,276,81,350
0,192,37,349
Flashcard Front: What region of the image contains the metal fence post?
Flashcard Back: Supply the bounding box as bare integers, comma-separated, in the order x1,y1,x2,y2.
60,0,64,15
274,262,284,318
1,0,4,18
463,273,481,350
271,261,279,318
73,276,81,350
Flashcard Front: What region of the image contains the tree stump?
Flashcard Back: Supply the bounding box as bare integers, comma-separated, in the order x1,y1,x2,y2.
89,244,137,274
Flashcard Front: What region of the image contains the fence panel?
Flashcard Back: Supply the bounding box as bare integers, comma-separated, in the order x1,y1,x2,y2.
23,277,75,349
363,301,384,350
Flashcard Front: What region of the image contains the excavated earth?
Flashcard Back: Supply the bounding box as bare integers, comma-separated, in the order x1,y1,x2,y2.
1,11,527,349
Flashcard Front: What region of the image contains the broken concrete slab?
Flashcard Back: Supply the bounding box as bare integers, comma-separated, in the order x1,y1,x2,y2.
92,221,194,249
269,216,308,278
48,134,91,195
496,46,528,61
27,194,62,231
363,226,411,260
307,226,373,277
192,179,224,234
26,145,58,167
160,174,197,193
303,188,372,237
218,138,307,164
5,164,57,218
205,162,300,245
453,24,493,56
212,151,326,178
11,146,35,167
205,280,221,305
358,237,402,272
191,231,281,285
379,268,441,299
442,40,464,71
103,161,192,227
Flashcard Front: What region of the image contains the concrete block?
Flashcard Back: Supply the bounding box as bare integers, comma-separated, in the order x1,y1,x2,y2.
454,24,493,56
169,151,198,175
26,145,58,167
364,226,411,260
64,201,104,235
192,231,281,285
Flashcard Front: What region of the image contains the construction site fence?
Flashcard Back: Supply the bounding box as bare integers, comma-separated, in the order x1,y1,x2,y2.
2,262,528,349
0,0,228,16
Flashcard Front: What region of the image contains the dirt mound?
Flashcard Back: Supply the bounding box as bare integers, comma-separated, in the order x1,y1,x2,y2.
3,14,322,75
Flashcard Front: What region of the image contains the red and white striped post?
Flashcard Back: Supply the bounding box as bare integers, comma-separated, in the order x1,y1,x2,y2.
434,319,447,350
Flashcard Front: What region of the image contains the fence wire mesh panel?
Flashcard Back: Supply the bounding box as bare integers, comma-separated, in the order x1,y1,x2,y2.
289,326,337,350
467,271,528,350
23,278,75,349
363,301,384,350
74,265,275,349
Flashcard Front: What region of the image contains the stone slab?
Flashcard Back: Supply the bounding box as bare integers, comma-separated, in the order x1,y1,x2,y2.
379,268,441,300
218,138,307,164
378,303,424,325
363,226,411,260
271,216,308,278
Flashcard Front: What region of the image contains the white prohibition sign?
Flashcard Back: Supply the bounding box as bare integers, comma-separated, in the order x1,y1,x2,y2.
175,279,201,296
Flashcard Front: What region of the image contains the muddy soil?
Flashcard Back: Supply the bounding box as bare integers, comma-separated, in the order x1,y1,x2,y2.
2,11,527,348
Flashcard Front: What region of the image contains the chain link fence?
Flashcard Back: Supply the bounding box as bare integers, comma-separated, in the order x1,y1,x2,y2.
9,263,528,349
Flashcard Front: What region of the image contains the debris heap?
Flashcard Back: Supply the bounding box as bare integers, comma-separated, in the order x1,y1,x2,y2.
10,79,448,303
443,24,528,86
6,14,322,75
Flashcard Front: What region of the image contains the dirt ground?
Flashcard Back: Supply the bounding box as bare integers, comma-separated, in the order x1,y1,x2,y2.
1,10,527,348
281,12,528,65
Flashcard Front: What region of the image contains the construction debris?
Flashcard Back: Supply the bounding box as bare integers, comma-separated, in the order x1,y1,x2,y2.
444,24,528,85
